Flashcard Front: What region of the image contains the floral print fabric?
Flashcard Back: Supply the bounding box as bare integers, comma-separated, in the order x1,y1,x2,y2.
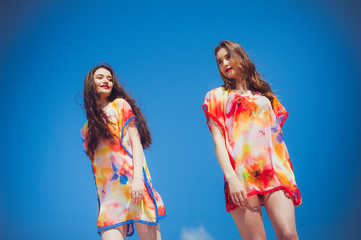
81,98,166,235
203,87,301,212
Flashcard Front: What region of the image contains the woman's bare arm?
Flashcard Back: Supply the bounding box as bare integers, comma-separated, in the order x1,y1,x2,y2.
209,118,248,207
128,121,145,204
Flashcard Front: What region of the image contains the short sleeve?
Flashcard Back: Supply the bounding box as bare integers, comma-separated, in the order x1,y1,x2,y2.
272,95,289,128
114,98,136,128
113,98,138,157
202,88,226,134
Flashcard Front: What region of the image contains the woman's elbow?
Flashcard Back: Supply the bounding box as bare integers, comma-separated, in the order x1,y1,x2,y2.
213,139,225,150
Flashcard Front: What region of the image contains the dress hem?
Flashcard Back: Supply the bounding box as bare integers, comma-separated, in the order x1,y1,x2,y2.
97,214,167,236
226,185,301,213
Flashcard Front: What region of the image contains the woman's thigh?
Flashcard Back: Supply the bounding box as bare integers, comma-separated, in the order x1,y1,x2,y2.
230,194,266,240
263,190,298,240
100,225,127,240
135,223,161,240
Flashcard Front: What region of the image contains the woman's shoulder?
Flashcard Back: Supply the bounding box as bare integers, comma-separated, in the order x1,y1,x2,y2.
111,98,130,108
112,97,127,104
207,86,225,94
205,86,228,98
111,98,133,114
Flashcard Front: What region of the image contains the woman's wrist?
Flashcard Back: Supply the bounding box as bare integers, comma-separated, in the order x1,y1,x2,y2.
132,174,143,181
225,173,239,182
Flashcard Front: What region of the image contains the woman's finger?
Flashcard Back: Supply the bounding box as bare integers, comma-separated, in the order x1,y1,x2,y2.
130,192,135,203
237,194,244,208
231,194,242,207
134,193,137,203
131,191,143,204
136,192,142,203
241,191,248,206
130,189,137,202
139,191,144,202
231,195,237,206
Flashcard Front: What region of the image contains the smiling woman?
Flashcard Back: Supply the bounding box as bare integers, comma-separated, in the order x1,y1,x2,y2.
81,63,166,240
93,69,114,107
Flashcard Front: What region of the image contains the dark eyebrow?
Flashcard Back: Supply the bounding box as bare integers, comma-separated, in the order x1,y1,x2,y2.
95,73,112,78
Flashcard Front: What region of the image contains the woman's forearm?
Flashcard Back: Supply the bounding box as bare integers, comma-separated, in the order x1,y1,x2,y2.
129,124,144,180
209,118,238,181
128,122,145,204
132,144,143,180
214,143,238,181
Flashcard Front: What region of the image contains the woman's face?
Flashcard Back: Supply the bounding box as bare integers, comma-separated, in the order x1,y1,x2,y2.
216,47,241,80
93,68,113,99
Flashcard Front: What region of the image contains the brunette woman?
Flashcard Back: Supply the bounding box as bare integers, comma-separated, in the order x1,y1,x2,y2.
202,41,301,240
81,63,166,240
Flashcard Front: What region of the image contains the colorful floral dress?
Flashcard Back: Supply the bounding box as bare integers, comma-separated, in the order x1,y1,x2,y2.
80,98,166,236
203,87,301,212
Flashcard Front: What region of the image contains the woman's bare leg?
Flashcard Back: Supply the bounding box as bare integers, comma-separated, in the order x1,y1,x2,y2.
135,223,161,240
230,195,266,240
263,190,298,240
100,225,127,240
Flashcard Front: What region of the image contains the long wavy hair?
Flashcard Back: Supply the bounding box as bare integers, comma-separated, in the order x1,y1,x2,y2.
214,40,274,106
83,63,152,158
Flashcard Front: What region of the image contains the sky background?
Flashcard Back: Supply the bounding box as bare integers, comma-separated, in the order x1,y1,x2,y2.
1,0,361,239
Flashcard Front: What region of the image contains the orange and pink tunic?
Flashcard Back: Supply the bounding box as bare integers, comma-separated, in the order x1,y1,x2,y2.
203,87,301,212
81,98,166,236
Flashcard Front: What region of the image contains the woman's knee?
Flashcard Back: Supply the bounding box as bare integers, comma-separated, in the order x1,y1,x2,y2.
248,232,267,240
135,223,161,240
277,227,298,240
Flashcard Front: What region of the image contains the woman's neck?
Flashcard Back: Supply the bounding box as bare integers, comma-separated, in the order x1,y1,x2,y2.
100,97,110,109
234,78,247,92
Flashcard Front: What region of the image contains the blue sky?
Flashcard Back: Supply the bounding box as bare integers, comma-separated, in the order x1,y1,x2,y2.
1,0,360,239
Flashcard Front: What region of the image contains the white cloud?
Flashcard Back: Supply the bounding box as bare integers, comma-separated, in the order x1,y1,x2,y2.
181,225,214,240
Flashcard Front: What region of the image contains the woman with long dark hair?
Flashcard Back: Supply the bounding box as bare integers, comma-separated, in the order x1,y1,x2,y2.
203,41,301,240
80,63,166,240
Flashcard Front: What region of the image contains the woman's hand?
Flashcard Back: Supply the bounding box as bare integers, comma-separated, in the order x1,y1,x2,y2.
130,178,144,204
227,175,248,208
